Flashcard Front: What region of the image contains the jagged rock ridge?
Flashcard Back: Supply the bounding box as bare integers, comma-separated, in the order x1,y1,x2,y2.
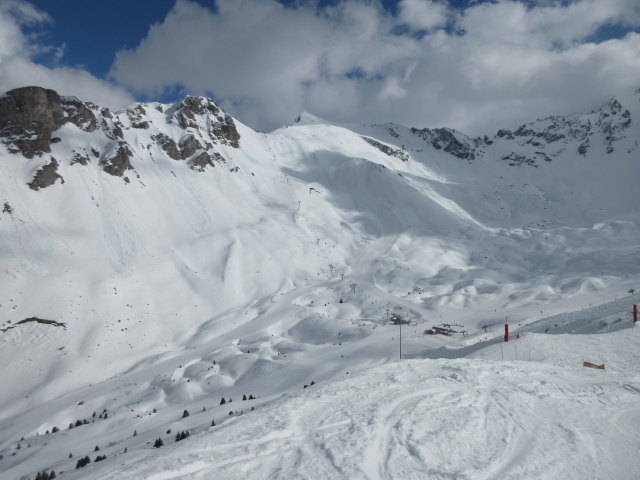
0,86,241,189
404,97,633,166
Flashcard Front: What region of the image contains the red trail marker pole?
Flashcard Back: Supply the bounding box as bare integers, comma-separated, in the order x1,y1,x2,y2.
634,304,638,323
504,323,509,342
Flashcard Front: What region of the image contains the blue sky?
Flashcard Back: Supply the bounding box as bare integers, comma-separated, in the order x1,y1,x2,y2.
3,0,640,133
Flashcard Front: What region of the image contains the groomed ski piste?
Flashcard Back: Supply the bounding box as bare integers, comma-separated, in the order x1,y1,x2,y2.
104,314,640,480
3,298,640,480
1,87,639,479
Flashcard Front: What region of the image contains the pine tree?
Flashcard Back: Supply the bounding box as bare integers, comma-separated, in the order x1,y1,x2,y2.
220,397,226,405
49,471,56,479
211,419,215,426
242,394,247,401
182,409,189,418
154,437,164,448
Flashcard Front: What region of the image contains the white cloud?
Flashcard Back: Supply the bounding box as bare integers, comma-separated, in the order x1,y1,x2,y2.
397,0,449,31
0,0,133,109
109,0,640,134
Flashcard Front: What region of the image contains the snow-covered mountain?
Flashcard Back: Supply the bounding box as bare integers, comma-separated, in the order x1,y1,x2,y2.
1,86,639,479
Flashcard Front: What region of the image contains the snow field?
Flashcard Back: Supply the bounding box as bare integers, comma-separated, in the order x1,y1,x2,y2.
1,92,639,478
84,326,640,480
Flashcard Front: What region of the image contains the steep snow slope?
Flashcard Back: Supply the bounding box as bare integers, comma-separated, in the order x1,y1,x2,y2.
0,86,639,478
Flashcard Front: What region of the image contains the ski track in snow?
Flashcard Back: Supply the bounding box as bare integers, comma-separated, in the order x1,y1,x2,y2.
84,327,640,480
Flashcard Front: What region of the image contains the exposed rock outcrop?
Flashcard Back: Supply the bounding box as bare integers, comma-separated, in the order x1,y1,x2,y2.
153,134,182,160
28,157,64,190
71,152,89,166
493,97,631,156
411,127,478,160
0,87,99,158
0,87,66,158
179,135,201,159
102,143,133,177
62,96,97,132
362,136,409,162
190,151,226,171
174,96,240,148
153,133,204,162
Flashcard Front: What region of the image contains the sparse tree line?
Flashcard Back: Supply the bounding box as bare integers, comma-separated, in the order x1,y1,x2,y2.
14,392,267,478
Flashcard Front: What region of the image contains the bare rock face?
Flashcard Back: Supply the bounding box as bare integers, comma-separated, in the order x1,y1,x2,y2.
102,143,133,177
0,87,98,158
175,96,240,148
71,151,89,166
61,96,97,132
28,157,64,190
362,136,409,162
0,87,66,158
596,98,631,153
179,135,201,159
153,133,204,161
127,104,150,129
190,151,225,171
493,97,631,157
153,134,182,160
411,127,477,160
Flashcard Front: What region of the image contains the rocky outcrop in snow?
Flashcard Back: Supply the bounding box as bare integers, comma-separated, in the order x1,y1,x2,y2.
172,96,240,148
410,127,482,160
0,86,243,188
495,97,632,165
361,136,409,162
0,87,67,158
27,157,64,190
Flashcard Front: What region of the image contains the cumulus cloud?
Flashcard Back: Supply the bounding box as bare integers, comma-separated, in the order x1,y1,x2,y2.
397,0,449,31
110,0,421,129
0,0,133,109
100,0,638,134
